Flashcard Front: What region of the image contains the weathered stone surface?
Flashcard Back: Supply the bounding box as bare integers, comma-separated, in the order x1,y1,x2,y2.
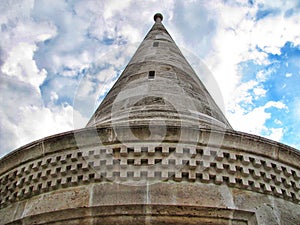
0,127,299,224
22,186,90,217
86,17,232,130
1,15,300,225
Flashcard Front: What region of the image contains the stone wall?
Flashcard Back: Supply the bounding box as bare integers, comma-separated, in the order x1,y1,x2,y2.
0,126,299,224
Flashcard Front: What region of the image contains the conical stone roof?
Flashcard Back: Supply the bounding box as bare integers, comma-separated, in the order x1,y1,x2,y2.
86,13,232,131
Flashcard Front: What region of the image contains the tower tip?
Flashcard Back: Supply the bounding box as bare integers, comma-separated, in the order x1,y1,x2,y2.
154,13,163,23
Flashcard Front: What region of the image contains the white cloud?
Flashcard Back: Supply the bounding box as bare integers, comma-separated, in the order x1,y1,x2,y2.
256,68,275,82
264,101,287,109
50,91,59,102
15,104,74,144
202,0,300,109
274,118,283,125
56,51,91,77
1,43,47,92
227,80,258,112
203,3,260,105
103,0,133,20
1,0,300,156
0,0,34,24
73,108,89,129
76,75,96,99
228,101,287,140
0,75,75,157
285,73,292,77
97,66,116,82
268,128,284,142
191,0,300,148
253,86,267,98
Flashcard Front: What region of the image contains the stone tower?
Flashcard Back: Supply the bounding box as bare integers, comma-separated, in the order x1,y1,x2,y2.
0,14,299,225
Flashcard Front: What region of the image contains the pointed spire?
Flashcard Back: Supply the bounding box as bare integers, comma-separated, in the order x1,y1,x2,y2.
86,14,232,130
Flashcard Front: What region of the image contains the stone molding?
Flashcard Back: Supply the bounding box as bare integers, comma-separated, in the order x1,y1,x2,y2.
5,205,257,225
1,127,299,209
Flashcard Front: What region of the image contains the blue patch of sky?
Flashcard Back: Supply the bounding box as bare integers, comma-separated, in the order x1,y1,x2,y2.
238,60,264,82
248,0,254,6
264,106,286,126
39,78,53,104
86,31,113,45
34,41,55,72
284,8,294,18
65,0,77,15
1,23,8,32
239,41,300,148
86,29,128,47
240,42,300,104
40,75,79,106
38,36,129,110
255,8,281,21
270,42,300,148
267,42,300,97
102,37,115,45
39,60,91,107
221,0,249,6
62,66,73,73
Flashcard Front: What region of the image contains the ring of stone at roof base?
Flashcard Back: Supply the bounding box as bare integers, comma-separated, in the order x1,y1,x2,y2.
107,72,197,186
72,26,228,188
106,64,229,186
71,44,229,187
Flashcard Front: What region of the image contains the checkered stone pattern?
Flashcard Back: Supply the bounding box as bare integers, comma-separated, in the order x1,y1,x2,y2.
0,144,299,208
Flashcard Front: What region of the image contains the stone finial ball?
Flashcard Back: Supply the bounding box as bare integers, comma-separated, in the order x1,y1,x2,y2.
154,13,163,22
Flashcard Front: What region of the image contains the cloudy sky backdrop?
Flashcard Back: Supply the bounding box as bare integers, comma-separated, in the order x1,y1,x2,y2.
1,0,300,157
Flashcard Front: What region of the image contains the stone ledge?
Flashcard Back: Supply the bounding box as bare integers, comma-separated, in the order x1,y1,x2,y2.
1,182,299,224
1,126,299,175
3,204,257,225
1,141,299,209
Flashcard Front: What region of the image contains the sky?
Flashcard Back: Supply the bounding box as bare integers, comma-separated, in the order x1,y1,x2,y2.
1,0,300,157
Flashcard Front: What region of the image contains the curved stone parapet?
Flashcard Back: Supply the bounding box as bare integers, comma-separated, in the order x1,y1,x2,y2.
0,126,299,224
